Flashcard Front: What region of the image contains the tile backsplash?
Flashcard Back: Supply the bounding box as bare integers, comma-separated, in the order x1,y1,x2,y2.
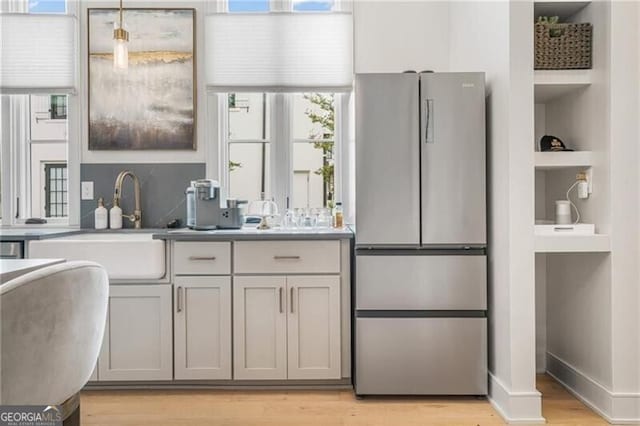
80,163,206,229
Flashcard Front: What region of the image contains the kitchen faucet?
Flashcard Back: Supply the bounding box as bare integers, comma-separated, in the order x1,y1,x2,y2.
113,171,142,229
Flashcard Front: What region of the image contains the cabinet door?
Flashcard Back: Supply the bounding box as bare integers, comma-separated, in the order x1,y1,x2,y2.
99,285,173,381
287,276,341,379
174,276,231,380
233,276,287,380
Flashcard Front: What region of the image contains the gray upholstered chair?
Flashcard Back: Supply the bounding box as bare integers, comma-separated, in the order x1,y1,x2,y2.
1,261,109,424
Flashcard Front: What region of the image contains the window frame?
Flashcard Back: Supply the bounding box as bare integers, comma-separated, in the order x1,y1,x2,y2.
0,0,79,227
219,91,350,214
209,0,353,221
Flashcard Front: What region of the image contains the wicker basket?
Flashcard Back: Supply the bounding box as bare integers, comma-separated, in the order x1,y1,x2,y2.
535,22,592,70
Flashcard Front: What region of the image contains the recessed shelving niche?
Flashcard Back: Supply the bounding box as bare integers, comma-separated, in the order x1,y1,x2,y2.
534,151,595,170
534,234,610,253
534,70,592,103
533,0,591,21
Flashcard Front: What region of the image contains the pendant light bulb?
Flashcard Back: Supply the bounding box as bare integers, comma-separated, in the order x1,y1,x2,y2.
113,0,129,71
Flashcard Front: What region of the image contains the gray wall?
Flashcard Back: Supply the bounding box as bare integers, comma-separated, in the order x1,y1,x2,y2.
80,163,205,229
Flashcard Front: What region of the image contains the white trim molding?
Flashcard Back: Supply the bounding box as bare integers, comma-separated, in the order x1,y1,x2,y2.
488,373,545,424
547,353,640,424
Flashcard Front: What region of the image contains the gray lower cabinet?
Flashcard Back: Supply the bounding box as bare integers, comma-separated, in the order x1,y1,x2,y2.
233,275,341,380
287,275,341,380
98,285,173,381
174,276,232,380
233,276,288,380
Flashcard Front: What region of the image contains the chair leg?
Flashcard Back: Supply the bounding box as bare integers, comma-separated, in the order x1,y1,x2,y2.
62,402,80,426
60,392,80,426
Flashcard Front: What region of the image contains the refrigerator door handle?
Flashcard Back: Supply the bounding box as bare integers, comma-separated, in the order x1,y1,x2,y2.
425,99,434,144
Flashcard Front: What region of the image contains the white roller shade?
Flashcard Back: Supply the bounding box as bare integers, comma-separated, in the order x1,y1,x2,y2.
0,13,76,93
205,13,353,92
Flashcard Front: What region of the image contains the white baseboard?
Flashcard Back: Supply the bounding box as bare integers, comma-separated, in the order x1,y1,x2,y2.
488,373,545,424
546,352,640,424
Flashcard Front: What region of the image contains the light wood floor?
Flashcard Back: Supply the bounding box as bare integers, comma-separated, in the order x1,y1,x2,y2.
81,375,607,425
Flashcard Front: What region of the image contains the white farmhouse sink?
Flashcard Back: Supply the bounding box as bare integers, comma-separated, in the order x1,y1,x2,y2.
28,233,165,280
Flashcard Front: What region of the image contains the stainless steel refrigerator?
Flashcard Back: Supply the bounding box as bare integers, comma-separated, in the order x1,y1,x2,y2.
354,72,488,395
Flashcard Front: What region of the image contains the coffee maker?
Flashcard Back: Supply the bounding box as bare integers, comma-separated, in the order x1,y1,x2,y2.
186,179,244,230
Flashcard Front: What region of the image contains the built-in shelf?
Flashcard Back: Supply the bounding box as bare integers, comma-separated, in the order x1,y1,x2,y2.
534,234,610,253
534,70,592,103
534,151,595,170
534,0,591,21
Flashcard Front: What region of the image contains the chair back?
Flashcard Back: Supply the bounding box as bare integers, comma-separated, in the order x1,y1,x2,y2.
1,261,108,405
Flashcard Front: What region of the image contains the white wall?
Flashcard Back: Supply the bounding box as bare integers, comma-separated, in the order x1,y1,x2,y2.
609,0,640,406
449,1,541,422
353,1,449,73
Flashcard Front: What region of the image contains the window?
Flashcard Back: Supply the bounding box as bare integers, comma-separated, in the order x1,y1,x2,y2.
292,93,335,208
50,95,67,120
0,0,75,225
228,0,269,12
223,92,346,212
227,93,271,202
293,0,334,12
44,163,67,217
218,0,352,217
28,0,66,13
1,94,69,222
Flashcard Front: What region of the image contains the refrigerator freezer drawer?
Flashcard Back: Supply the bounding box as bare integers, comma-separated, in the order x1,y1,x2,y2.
356,255,487,310
355,317,487,395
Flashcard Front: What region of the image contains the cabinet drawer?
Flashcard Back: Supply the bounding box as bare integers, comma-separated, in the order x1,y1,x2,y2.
174,242,231,275
356,254,486,310
234,241,341,274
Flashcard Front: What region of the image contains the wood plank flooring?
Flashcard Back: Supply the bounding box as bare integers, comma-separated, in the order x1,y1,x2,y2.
80,375,607,425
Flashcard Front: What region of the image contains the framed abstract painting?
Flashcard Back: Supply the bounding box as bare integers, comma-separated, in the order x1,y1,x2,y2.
88,8,196,150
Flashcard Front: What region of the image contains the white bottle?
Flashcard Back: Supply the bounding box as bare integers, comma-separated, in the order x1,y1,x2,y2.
94,197,108,230
110,200,123,229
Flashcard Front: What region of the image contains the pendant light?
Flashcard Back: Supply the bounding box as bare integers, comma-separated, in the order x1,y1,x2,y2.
113,0,129,70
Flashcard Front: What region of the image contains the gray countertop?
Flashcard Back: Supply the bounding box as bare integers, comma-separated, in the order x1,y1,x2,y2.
154,227,354,241
0,227,83,242
1,226,354,242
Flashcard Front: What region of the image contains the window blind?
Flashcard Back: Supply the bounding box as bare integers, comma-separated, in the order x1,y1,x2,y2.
0,13,76,93
205,13,353,92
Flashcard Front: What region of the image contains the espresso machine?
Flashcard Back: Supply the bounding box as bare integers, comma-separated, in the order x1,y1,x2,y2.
186,179,244,230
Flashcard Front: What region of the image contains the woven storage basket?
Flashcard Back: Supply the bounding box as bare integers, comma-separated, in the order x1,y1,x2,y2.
535,22,592,69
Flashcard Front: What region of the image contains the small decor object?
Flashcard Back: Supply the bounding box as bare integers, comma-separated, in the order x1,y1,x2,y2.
109,200,123,229
555,200,572,225
89,8,195,150
94,197,108,229
540,135,573,152
535,16,592,70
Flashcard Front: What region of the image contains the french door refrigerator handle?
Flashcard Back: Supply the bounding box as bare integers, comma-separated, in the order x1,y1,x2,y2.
425,98,434,143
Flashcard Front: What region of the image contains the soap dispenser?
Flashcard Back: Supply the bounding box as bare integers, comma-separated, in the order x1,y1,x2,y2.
110,199,123,229
94,197,108,230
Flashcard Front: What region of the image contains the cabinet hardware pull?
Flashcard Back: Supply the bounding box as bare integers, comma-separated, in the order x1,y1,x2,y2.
273,255,301,260
279,287,284,313
189,256,216,261
177,286,183,313
290,287,295,313
425,98,434,144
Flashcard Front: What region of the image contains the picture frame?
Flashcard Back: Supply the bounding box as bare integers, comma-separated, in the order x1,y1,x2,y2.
87,8,196,150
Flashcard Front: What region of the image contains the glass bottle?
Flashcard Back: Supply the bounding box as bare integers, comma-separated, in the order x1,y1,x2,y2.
333,202,344,228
